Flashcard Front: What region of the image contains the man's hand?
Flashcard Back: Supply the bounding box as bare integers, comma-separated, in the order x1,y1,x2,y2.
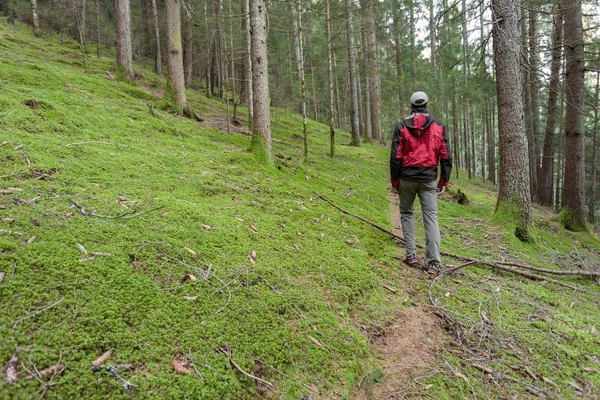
437,184,446,195
391,180,399,194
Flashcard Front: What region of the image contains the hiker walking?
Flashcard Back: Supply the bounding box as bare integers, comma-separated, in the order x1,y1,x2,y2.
390,91,453,277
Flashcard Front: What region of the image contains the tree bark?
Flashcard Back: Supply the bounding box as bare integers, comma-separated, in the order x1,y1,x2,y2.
589,72,599,223
291,0,308,159
429,0,435,96
363,3,382,140
528,1,540,198
325,0,335,157
115,0,134,80
561,0,586,231
151,0,161,75
165,0,187,110
243,0,253,126
492,0,532,241
249,0,273,163
345,0,360,145
538,4,562,206
31,0,40,36
95,0,101,57
183,0,193,88
360,26,372,140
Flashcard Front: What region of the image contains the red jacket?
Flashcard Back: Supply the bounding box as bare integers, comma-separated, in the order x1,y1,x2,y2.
390,111,452,186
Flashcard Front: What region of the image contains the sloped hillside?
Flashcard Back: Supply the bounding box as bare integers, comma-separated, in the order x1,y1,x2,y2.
1,23,600,399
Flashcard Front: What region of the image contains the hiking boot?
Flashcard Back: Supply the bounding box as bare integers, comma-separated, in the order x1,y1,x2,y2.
402,254,420,267
426,264,441,278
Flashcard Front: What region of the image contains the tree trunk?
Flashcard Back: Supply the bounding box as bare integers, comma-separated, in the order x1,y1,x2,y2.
362,4,381,140
429,0,435,96
31,0,40,36
492,0,532,241
325,0,335,157
360,26,372,140
561,0,586,231
291,0,308,159
243,0,253,127
462,0,469,178
528,1,540,198
409,0,415,78
249,0,273,163
393,6,404,109
95,0,101,57
165,0,187,111
151,0,161,75
115,0,134,80
346,0,360,145
555,92,565,210
589,72,598,223
538,4,562,206
183,0,193,88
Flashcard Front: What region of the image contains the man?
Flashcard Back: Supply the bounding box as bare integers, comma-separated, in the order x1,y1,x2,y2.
390,91,452,277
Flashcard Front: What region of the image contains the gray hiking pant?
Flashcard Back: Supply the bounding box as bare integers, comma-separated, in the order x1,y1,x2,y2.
399,180,441,267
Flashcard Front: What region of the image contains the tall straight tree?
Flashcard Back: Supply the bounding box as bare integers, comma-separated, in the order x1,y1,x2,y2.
561,0,586,231
528,1,540,197
249,0,273,163
590,71,599,223
325,0,335,157
291,0,308,159
361,1,382,140
491,0,532,241
183,0,193,88
243,0,253,128
151,0,161,74
538,4,562,206
345,0,360,145
30,0,40,36
165,0,187,112
115,0,134,80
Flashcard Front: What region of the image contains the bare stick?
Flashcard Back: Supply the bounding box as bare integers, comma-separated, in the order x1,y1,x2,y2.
13,297,64,329
316,192,592,289
218,347,274,390
67,195,164,219
315,192,409,246
22,364,66,381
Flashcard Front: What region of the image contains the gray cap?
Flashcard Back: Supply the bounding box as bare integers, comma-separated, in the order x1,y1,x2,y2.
410,91,429,106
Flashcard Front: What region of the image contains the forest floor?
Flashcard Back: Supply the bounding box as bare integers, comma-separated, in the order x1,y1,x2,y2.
1,22,600,399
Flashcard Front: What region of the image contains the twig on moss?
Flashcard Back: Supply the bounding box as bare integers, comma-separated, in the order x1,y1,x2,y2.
67,195,164,219
13,297,64,329
217,346,274,390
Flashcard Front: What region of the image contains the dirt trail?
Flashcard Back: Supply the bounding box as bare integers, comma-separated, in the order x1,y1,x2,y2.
356,192,446,399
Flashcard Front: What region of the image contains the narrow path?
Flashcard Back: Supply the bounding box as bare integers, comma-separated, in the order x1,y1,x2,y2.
357,191,446,399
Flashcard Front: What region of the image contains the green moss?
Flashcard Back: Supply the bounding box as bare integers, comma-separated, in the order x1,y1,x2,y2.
1,21,599,400
492,198,534,243
554,207,589,232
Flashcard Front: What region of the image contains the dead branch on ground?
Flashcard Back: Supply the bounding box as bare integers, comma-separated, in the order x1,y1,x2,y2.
315,192,596,290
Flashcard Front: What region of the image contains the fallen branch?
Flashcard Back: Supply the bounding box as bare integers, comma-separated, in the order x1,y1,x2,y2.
315,192,409,247
67,195,164,219
217,347,274,390
315,192,592,290
22,364,65,381
443,260,582,291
